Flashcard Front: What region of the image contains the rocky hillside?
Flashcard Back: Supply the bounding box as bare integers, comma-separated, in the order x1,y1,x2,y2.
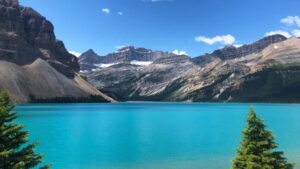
81,35,300,103
192,34,287,66
0,0,114,102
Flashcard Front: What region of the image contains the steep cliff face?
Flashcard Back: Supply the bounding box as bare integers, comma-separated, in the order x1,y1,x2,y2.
82,36,300,103
0,0,79,78
0,0,114,102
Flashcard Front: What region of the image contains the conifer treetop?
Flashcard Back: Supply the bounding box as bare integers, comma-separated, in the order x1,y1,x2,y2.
0,90,51,169
232,107,294,169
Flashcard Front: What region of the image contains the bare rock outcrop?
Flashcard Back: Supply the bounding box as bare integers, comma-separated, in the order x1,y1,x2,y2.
0,0,79,78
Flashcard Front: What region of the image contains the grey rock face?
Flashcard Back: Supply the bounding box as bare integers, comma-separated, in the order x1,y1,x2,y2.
0,0,18,7
0,0,79,78
83,36,300,103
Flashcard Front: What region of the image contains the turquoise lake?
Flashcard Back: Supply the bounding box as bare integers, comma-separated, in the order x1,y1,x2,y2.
16,103,300,169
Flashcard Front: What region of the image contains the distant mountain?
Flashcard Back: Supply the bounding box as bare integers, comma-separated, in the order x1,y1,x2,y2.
79,46,188,72
0,0,114,102
192,34,287,66
81,35,300,103
79,49,102,71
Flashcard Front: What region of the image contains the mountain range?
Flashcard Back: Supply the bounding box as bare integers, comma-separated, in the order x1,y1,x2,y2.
0,0,114,102
79,34,300,103
2,0,300,103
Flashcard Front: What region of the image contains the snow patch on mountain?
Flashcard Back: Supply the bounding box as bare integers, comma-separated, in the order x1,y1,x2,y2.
130,60,153,66
94,63,118,68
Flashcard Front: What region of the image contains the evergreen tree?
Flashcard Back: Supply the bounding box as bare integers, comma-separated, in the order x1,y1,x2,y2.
0,91,51,169
232,107,294,169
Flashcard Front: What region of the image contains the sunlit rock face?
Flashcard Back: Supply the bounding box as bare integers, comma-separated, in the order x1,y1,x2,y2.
81,35,300,103
0,0,114,103
0,0,79,78
192,34,287,66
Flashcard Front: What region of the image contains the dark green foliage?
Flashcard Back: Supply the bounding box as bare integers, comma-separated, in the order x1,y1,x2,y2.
0,91,51,169
229,65,300,103
232,107,294,169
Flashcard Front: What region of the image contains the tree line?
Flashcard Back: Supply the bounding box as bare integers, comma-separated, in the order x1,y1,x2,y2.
29,94,109,103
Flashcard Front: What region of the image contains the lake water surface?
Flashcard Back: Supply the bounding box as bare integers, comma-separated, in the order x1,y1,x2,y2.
16,103,300,169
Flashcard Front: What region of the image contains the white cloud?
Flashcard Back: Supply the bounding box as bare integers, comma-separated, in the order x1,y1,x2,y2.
265,30,291,38
264,16,300,39
118,12,123,16
195,34,235,45
292,29,300,37
102,8,110,15
280,16,300,27
69,51,81,57
172,50,188,56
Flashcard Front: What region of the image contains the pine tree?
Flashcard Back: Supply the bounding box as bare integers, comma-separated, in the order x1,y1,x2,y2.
232,107,294,169
0,91,51,169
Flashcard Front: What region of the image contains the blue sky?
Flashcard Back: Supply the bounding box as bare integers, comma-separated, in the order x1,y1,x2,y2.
19,0,300,57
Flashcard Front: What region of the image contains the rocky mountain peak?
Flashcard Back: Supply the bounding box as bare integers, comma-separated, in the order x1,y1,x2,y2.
136,47,152,53
0,0,19,7
20,6,43,17
258,34,287,43
212,34,287,60
117,46,135,52
116,46,153,54
81,49,97,56
79,49,101,63
0,0,79,78
193,34,288,65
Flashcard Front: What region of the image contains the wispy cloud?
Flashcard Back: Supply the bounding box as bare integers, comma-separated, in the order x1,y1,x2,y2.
265,16,300,38
172,50,188,56
292,29,300,37
102,8,110,15
280,16,300,27
195,34,235,45
69,51,81,57
118,12,123,16
265,30,291,38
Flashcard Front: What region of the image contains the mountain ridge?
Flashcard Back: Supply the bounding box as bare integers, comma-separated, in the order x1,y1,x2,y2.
79,46,188,72
79,34,288,71
80,35,300,103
